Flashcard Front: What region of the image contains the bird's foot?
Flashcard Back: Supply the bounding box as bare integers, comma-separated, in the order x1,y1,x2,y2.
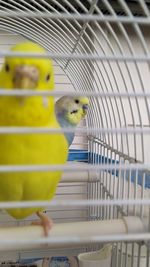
31,211,53,236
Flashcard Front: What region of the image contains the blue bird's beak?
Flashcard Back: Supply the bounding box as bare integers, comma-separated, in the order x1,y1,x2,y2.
82,104,88,116
83,104,88,110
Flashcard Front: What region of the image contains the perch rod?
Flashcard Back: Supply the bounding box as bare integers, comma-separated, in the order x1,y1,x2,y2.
0,216,144,251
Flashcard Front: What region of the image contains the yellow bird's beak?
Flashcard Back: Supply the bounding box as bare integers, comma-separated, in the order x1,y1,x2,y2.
13,65,39,89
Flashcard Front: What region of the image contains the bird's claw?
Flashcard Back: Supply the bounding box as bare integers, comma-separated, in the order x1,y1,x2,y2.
31,211,53,236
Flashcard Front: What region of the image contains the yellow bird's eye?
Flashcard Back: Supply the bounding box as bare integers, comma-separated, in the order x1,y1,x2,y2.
46,74,50,81
5,64,10,72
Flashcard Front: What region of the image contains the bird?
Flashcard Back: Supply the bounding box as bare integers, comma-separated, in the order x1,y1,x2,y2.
55,96,89,147
0,42,68,235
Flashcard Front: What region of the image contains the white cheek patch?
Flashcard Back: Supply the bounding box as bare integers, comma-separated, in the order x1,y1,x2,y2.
42,97,49,108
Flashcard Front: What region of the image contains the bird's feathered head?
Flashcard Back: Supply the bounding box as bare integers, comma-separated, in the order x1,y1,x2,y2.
0,42,55,126
0,41,54,91
55,96,89,125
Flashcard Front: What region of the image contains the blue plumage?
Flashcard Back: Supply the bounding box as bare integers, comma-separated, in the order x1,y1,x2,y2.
55,96,89,147
56,112,75,146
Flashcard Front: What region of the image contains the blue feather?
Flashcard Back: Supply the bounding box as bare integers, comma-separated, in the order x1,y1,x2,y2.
56,112,75,146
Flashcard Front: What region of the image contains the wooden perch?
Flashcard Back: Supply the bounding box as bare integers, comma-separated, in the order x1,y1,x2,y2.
0,216,144,251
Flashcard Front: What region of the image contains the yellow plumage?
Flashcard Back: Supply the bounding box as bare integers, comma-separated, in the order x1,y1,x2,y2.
0,42,68,220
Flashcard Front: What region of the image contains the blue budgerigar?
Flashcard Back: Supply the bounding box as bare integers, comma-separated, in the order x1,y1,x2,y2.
55,96,89,146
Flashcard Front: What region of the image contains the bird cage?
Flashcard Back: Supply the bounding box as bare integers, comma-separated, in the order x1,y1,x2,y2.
0,0,149,267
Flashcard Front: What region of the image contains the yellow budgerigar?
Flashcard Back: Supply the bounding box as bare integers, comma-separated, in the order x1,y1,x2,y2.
0,42,68,235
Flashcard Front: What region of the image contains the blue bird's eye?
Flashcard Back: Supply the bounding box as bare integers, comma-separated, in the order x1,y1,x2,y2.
75,99,79,104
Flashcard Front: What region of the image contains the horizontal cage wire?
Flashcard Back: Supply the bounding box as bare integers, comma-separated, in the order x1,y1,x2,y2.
0,0,149,267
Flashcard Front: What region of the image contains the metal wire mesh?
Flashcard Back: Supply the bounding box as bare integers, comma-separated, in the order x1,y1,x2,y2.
0,0,149,266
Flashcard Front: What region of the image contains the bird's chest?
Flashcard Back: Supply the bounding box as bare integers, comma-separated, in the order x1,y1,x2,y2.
0,132,68,204
0,133,67,165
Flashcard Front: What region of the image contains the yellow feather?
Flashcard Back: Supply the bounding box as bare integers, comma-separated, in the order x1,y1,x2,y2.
0,42,68,219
